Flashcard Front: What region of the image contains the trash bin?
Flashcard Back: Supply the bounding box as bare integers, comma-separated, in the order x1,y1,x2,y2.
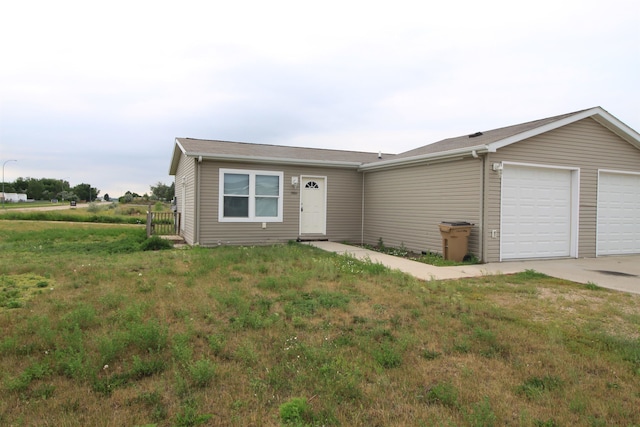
439,222,473,262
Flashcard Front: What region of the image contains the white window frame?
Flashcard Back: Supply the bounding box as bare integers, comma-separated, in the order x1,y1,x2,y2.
218,168,284,222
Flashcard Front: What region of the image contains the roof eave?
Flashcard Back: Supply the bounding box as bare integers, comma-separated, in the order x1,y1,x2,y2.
168,139,187,175
590,110,640,149
359,145,491,171
183,152,364,169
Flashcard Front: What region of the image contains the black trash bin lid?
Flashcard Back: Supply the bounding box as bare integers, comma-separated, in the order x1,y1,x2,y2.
441,221,472,226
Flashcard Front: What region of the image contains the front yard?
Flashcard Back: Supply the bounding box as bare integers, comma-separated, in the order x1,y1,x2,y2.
1,220,638,426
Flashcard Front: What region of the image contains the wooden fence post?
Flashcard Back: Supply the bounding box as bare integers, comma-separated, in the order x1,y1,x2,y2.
146,205,153,237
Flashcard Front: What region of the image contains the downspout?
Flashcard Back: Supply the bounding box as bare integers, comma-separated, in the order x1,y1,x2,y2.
361,172,365,245
195,156,202,245
479,155,485,262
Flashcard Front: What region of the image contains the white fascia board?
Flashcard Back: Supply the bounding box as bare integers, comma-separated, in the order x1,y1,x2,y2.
590,110,640,149
358,145,490,171
169,139,188,175
185,152,363,169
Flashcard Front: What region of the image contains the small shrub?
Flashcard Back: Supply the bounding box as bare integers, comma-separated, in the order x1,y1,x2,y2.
0,336,18,355
188,358,216,388
4,300,22,309
6,361,52,392
140,236,173,251
517,375,563,399
233,343,258,366
422,349,441,360
131,355,167,378
514,269,550,280
129,320,168,353
61,304,98,330
174,398,212,427
172,334,193,364
424,381,459,408
373,343,402,368
207,334,226,355
361,260,388,275
97,333,128,365
86,202,101,213
534,419,559,427
584,282,601,291
279,397,312,425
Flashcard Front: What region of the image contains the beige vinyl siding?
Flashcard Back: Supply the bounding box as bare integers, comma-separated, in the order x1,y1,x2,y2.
175,155,196,245
197,161,363,246
363,158,483,256
484,117,640,262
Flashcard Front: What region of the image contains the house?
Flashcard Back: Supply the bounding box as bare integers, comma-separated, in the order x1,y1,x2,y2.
169,106,640,262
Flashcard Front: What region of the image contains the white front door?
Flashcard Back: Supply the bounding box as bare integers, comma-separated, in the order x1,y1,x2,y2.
501,164,576,260
300,177,326,235
597,171,640,255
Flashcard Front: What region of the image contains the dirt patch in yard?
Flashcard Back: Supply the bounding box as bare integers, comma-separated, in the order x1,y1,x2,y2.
488,283,640,340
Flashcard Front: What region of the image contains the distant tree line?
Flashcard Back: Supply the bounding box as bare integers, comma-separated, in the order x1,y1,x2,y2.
2,177,175,203
1,177,98,201
118,182,174,203
150,182,174,201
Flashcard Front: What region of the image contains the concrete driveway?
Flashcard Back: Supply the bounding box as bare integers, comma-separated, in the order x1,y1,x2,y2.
308,242,640,295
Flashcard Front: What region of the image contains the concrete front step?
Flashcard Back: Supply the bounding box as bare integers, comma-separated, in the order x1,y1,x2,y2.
159,235,186,245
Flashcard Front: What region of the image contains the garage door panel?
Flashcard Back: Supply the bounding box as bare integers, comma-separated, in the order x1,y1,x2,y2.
597,172,640,255
501,165,573,260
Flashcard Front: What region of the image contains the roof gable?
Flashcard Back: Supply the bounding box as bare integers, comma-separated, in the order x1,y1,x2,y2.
359,107,640,170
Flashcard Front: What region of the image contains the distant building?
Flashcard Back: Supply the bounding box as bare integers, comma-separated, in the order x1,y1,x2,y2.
0,193,28,202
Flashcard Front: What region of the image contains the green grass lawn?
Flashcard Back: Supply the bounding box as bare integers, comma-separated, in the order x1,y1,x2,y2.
1,201,62,209
1,221,639,426
0,202,156,224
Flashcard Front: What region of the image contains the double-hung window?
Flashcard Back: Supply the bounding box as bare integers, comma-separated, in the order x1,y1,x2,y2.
219,169,283,222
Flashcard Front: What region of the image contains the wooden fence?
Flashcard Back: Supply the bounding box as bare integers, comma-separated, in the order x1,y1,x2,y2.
146,211,181,237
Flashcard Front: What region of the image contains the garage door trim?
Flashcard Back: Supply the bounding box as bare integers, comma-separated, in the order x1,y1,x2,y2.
499,161,580,261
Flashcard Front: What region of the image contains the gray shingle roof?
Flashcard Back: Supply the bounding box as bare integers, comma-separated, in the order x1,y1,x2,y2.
175,138,392,164
171,106,639,175
392,109,591,160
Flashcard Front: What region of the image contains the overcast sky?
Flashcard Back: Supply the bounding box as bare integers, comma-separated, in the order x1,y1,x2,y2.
1,0,638,197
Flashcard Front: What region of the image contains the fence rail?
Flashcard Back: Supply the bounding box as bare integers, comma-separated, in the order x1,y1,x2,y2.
146,211,180,237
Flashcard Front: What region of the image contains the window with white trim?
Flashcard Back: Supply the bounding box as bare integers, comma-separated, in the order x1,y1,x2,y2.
219,169,283,222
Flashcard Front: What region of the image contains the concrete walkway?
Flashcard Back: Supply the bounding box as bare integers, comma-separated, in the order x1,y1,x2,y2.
307,241,640,295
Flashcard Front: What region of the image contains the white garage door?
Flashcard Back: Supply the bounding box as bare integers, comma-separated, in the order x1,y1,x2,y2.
501,165,574,260
597,171,640,255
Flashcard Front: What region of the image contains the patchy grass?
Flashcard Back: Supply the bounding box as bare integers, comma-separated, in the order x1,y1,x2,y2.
0,273,53,309
0,221,639,426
